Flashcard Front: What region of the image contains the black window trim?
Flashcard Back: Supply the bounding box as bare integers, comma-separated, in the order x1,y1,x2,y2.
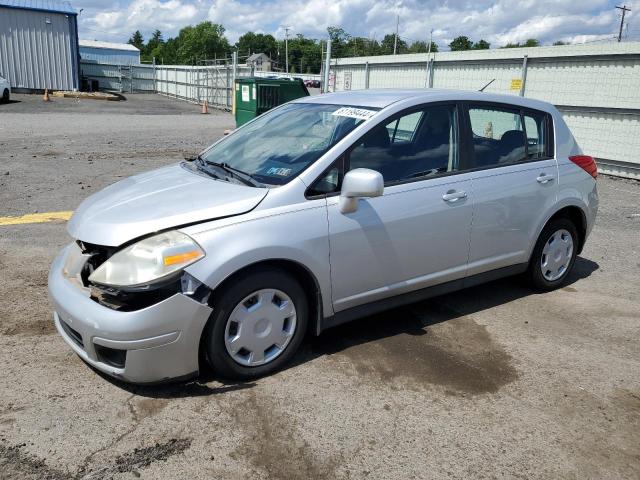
462,100,556,173
304,156,346,200
305,100,470,198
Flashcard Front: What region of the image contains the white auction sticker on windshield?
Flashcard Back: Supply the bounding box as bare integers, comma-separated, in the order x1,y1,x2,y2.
331,107,376,120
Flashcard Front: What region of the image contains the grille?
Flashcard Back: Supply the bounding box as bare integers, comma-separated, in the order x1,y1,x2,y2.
258,85,280,110
60,320,83,348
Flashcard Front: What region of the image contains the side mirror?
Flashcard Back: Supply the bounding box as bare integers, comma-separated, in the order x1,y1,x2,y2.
339,168,384,214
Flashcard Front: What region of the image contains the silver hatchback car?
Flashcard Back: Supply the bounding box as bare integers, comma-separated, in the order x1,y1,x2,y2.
49,89,598,383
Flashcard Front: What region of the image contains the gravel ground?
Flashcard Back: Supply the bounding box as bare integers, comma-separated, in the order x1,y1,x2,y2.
0,93,639,480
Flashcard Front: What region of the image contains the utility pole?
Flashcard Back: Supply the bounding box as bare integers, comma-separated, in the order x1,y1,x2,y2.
323,38,332,93
393,15,399,54
284,26,291,73
616,5,631,42
427,28,433,55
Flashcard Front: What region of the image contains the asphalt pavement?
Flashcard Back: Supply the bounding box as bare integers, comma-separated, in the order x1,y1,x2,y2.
0,93,639,480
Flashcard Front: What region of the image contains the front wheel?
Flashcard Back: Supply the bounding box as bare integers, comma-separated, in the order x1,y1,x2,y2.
203,268,308,379
527,218,578,291
1,89,8,103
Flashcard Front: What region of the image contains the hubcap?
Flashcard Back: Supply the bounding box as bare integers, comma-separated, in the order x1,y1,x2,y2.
224,289,297,367
540,229,574,281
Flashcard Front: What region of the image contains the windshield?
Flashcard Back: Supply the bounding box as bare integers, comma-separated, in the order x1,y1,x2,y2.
201,103,379,185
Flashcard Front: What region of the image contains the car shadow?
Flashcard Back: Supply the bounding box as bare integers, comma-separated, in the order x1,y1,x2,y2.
295,256,599,363
101,256,599,398
92,366,257,398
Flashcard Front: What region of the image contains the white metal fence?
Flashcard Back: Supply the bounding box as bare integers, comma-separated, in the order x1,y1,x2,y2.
154,64,254,109
80,43,640,179
81,60,322,110
80,61,155,93
329,42,640,179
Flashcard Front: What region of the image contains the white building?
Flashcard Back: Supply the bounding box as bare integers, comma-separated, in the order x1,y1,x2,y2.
79,39,141,65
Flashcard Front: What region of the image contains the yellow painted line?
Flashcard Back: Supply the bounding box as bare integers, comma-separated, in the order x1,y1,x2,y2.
0,211,73,226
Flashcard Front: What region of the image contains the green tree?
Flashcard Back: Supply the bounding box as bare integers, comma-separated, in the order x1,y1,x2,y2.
327,26,351,57
284,34,322,74
380,33,408,54
449,35,473,51
128,30,144,50
142,29,163,61
176,22,230,63
237,32,278,59
472,39,490,50
553,40,567,46
408,40,438,53
503,38,541,48
345,36,373,56
154,38,179,64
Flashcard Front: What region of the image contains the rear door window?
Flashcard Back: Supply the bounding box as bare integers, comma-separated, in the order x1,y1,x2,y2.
468,106,526,168
523,110,549,159
467,105,553,169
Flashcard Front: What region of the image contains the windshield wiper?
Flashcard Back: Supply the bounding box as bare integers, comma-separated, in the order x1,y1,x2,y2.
185,155,224,181
205,159,264,187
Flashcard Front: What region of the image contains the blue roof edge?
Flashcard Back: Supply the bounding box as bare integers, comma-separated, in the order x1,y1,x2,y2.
0,1,77,15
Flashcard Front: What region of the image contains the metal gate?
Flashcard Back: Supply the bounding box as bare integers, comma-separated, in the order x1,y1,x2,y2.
80,60,156,93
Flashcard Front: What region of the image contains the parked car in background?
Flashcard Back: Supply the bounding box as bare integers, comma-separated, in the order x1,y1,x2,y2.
49,89,598,384
0,74,10,102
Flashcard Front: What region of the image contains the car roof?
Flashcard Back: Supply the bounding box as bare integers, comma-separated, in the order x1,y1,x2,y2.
294,88,555,112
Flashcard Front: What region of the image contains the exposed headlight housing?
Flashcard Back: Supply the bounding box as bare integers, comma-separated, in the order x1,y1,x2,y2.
88,231,205,287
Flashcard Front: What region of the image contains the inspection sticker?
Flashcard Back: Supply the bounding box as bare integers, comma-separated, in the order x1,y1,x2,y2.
266,167,292,177
332,107,376,120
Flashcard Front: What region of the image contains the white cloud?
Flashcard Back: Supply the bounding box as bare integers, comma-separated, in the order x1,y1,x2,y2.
77,0,634,48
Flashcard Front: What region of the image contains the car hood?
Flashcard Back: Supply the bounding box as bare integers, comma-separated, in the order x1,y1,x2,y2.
68,163,268,246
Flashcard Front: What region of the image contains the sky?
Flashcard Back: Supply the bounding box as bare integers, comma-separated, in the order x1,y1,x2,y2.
74,0,639,49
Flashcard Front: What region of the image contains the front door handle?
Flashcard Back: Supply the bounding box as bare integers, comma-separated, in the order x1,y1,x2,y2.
442,190,468,202
536,173,554,184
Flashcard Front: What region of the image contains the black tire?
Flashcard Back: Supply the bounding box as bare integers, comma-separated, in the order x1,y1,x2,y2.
1,89,8,103
203,267,308,380
527,218,578,291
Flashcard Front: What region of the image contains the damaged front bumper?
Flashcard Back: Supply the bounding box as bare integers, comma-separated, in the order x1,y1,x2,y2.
48,243,212,384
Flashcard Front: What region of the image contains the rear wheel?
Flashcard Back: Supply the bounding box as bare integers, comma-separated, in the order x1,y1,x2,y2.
1,89,8,103
204,267,308,379
527,218,578,291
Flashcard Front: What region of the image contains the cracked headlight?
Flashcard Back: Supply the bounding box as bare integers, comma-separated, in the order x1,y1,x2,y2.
88,231,205,287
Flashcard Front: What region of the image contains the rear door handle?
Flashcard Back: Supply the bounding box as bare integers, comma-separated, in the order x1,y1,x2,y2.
536,173,554,184
442,190,468,202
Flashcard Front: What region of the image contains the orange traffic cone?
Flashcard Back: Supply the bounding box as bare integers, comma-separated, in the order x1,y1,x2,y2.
43,89,50,102
201,101,209,114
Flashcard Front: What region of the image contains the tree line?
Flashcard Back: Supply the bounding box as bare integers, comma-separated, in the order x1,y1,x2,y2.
127,23,548,73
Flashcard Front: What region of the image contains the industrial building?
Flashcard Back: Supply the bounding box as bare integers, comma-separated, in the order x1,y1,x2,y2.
0,0,80,91
79,39,140,65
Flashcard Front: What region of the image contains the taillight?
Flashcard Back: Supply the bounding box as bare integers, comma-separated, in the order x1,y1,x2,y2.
569,155,597,179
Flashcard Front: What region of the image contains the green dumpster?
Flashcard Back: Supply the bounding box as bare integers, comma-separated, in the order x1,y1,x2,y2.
233,77,310,127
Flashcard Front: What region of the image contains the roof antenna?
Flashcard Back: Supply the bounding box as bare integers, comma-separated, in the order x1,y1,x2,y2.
479,78,495,92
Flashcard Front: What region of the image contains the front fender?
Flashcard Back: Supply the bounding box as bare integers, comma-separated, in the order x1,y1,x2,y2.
181,200,332,318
